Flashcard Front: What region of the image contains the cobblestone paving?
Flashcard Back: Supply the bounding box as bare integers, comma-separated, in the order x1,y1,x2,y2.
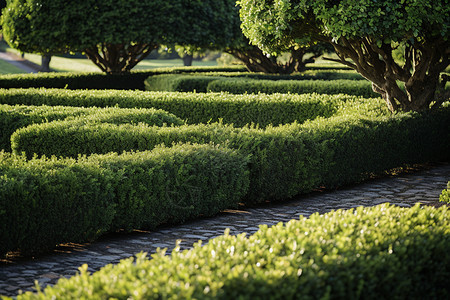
1,163,449,297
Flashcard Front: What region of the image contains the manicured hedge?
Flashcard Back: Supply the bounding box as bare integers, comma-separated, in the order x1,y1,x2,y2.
207,78,379,97
145,74,223,92
0,104,183,151
12,107,449,203
0,143,249,256
0,88,354,127
9,204,449,299
0,66,246,90
144,71,365,92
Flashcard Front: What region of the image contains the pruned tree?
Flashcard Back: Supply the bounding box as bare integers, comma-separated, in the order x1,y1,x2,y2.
1,0,182,74
174,0,331,74
239,0,450,112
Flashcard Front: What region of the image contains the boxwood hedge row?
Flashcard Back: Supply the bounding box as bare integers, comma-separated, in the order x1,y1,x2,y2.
9,204,449,299
144,71,365,92
11,107,449,204
0,66,246,90
0,66,359,91
0,88,357,127
0,143,249,256
144,74,372,95
207,78,379,97
0,104,184,151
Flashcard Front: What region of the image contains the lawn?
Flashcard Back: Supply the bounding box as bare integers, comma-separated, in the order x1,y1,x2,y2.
5,48,218,73
0,59,27,74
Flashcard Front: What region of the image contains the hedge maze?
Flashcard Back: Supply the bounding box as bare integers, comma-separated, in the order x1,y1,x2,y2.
0,67,449,299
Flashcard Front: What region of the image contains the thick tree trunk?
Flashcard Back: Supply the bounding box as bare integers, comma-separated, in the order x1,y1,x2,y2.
324,36,449,112
40,54,51,72
182,54,194,66
84,43,158,74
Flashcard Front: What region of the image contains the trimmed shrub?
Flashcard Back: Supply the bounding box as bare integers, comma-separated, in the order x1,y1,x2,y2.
440,182,450,204
0,104,183,151
9,204,449,299
0,66,246,90
207,78,379,97
144,71,365,92
0,152,117,256
93,144,249,232
145,74,222,92
12,107,449,203
0,143,250,256
0,88,352,127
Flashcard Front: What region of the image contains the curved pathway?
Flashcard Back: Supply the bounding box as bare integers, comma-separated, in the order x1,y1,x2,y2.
1,163,449,297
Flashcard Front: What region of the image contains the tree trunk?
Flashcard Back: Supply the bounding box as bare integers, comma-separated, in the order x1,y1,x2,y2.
325,36,449,112
182,54,194,66
227,46,311,74
84,43,158,74
40,54,51,72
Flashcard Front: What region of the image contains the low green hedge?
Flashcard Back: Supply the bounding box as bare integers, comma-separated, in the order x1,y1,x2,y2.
0,66,246,90
12,107,449,203
0,104,183,151
207,78,379,97
0,143,249,256
144,71,365,92
144,72,366,92
0,88,355,127
145,74,222,92
9,204,449,299
440,182,450,204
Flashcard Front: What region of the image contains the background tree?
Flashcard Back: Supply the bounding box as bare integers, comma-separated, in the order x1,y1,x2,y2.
175,0,331,74
239,0,449,112
1,0,182,74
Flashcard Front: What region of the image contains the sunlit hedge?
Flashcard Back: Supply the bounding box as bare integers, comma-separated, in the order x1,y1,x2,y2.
0,143,249,256
0,104,183,151
0,88,362,127
11,107,450,203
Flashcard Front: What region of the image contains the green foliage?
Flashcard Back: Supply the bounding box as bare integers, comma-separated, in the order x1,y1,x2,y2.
0,67,245,90
0,104,183,151
239,0,450,112
10,204,450,299
145,74,222,93
0,88,357,128
0,67,361,90
207,78,378,98
239,0,449,55
11,107,449,203
1,0,186,73
0,143,250,255
440,182,450,204
144,71,366,92
0,152,117,256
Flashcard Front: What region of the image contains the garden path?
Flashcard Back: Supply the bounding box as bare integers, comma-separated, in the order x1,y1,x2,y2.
0,163,449,297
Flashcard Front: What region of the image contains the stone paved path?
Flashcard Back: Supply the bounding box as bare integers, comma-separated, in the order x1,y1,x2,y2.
1,163,449,297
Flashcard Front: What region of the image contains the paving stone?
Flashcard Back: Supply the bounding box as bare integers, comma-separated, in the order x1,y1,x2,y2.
106,248,125,254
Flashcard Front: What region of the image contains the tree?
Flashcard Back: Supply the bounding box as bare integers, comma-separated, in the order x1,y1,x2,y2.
1,0,183,74
239,0,449,112
174,0,331,74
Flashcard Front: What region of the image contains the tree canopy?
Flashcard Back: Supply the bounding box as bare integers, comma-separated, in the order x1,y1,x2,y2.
1,0,182,73
173,0,331,74
239,0,450,111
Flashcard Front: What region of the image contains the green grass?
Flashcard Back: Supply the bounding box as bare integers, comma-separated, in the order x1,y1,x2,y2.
0,59,27,74
6,48,218,73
